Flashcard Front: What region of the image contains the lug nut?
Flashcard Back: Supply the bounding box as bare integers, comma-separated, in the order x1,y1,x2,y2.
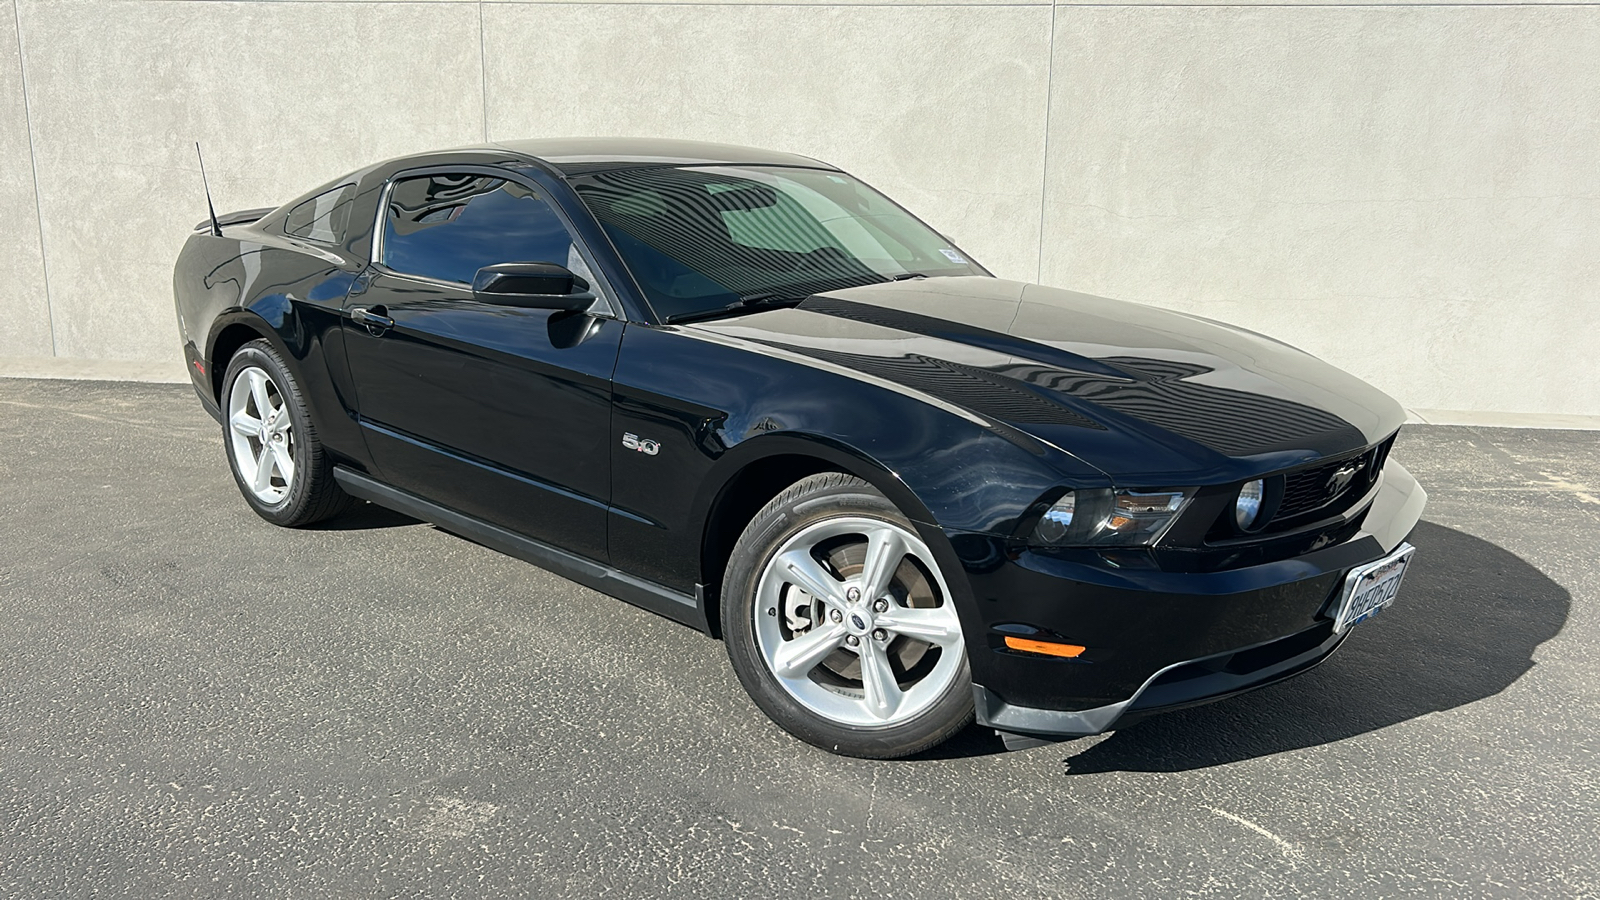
830,609,843,623
845,635,860,647
873,599,889,613
872,629,887,642
846,587,861,603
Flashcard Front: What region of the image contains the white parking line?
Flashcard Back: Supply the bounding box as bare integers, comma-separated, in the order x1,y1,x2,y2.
1205,807,1306,860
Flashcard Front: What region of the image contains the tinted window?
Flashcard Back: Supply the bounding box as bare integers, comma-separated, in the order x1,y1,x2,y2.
284,184,355,244
573,166,985,322
382,174,582,285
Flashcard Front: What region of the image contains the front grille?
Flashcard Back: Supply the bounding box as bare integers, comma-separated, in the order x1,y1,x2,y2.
1197,433,1396,551
1272,434,1395,526
1278,454,1364,519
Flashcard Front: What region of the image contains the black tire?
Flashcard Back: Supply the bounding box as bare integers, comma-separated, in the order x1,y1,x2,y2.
220,339,354,527
721,473,975,758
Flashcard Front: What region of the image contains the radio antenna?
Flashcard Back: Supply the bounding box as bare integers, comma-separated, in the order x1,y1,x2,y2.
195,142,222,237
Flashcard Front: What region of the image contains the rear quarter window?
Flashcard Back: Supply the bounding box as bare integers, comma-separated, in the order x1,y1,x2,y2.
284,184,356,244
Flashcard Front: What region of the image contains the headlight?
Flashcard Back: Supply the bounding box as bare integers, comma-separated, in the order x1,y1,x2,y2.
1235,479,1266,531
1034,492,1078,544
1031,488,1191,548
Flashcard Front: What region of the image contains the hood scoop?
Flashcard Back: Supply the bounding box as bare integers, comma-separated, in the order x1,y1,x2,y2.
769,341,1106,431
798,296,1135,381
796,291,1370,459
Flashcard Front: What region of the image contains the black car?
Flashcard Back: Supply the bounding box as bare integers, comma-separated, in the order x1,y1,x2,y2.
174,138,1425,758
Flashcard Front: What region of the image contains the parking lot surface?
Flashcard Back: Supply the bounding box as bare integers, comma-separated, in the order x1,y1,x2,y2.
1,378,1596,898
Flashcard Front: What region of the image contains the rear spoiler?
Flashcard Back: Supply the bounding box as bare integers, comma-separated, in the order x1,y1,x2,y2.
193,207,276,234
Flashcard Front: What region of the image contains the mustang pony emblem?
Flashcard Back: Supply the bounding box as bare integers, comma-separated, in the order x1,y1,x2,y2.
1326,461,1364,497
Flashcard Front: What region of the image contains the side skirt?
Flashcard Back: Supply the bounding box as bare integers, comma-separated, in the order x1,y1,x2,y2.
332,467,712,635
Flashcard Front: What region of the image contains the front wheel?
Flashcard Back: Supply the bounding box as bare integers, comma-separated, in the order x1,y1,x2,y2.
221,339,353,526
722,473,974,758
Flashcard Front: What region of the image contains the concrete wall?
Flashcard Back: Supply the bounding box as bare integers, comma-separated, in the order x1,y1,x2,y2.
3,0,1595,415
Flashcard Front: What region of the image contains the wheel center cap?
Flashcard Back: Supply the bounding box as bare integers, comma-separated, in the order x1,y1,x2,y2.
846,611,872,635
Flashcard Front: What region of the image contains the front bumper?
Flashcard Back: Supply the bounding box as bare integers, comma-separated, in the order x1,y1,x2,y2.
954,461,1427,739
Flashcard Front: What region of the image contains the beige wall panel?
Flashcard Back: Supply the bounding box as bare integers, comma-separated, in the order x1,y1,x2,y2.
483,3,1052,282
1041,7,1600,416
16,0,484,361
165,0,476,4
0,0,51,357
491,0,1036,4
1057,0,1580,5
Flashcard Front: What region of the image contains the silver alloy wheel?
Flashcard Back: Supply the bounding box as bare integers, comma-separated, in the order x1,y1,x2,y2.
754,516,966,727
226,365,296,504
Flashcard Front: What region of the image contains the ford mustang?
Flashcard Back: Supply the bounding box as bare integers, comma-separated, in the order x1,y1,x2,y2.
173,138,1426,758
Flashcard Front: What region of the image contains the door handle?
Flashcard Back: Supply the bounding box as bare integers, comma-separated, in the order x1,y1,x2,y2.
350,305,394,335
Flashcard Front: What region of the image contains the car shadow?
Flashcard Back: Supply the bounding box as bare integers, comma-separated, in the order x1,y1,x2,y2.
303,500,422,531
1051,520,1568,773
911,521,1569,766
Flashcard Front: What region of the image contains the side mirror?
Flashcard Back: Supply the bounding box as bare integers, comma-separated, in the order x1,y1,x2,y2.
472,262,595,311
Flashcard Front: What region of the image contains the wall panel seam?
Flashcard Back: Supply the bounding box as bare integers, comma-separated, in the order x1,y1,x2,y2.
1034,1,1056,286
478,0,489,141
10,0,55,356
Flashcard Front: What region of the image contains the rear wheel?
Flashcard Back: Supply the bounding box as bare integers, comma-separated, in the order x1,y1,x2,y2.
221,340,353,526
722,473,974,758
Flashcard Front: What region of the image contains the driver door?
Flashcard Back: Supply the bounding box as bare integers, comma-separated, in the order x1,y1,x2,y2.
342,170,622,562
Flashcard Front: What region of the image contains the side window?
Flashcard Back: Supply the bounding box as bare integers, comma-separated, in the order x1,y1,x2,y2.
284,184,356,244
381,174,582,286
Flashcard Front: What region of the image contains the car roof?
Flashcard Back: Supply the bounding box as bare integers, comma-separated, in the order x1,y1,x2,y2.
491,137,837,176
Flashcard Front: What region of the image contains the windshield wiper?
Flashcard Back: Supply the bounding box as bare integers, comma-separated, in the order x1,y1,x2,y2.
664,292,809,325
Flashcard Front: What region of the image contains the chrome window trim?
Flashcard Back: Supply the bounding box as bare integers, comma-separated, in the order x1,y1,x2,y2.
367,178,394,268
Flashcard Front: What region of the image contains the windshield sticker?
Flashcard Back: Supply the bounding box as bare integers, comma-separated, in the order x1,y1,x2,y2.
938,248,966,264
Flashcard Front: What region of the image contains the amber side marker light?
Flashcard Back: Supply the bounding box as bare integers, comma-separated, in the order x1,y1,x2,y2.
1003,636,1087,658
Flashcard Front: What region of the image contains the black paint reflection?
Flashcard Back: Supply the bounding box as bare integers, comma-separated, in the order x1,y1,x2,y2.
796,296,1368,459
1000,357,1364,457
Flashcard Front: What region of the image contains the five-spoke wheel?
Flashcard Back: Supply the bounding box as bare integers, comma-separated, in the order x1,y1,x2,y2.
227,365,296,504
220,339,352,526
724,473,974,758
756,516,965,727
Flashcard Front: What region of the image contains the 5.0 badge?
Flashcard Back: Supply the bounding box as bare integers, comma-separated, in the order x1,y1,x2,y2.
622,432,660,456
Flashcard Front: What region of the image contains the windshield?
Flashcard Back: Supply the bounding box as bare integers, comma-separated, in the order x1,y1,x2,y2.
571,165,987,322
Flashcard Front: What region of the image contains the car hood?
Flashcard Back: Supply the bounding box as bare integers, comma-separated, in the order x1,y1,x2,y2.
692,277,1406,483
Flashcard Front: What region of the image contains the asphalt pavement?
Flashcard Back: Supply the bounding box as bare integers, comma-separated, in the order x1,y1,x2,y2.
1,377,1596,898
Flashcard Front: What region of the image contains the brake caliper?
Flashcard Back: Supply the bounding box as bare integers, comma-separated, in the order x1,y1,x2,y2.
782,587,815,636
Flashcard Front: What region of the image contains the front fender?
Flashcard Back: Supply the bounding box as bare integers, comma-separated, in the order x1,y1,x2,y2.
690,431,941,531
607,323,1110,597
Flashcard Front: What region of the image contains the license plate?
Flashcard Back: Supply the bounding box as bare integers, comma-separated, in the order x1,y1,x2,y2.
1332,542,1416,633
